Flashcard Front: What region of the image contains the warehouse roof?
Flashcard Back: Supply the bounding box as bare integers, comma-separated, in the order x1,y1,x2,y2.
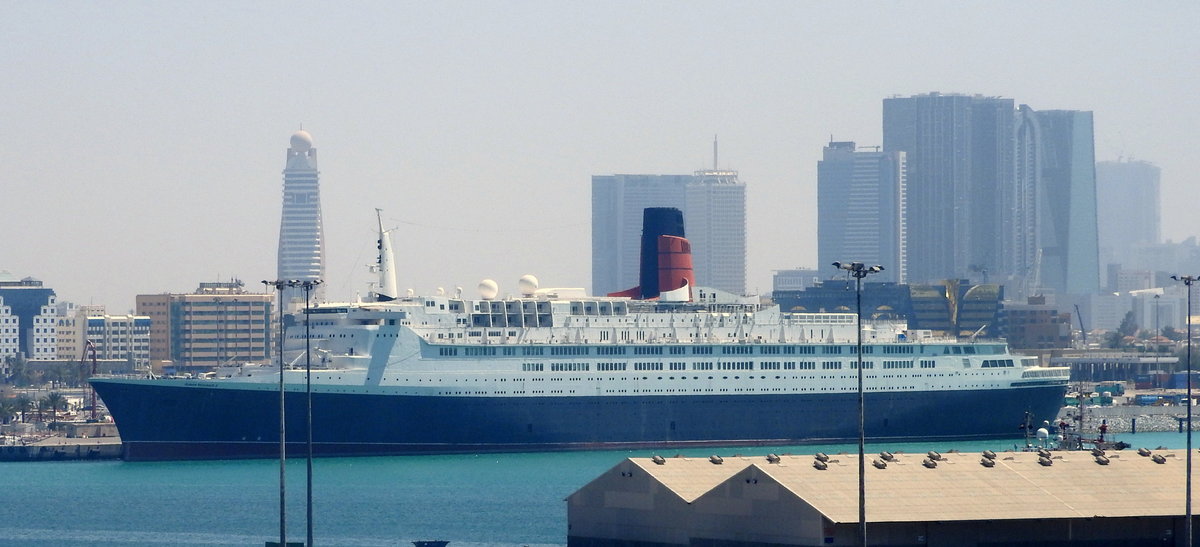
624,449,1200,523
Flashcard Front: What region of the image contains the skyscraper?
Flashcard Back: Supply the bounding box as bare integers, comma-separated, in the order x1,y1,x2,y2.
685,169,746,295
1010,105,1043,296
277,129,325,307
592,169,746,296
882,93,1015,285
1035,110,1099,295
1096,159,1161,268
816,141,906,283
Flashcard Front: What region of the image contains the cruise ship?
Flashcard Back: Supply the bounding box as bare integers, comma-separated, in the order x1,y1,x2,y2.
92,210,1070,461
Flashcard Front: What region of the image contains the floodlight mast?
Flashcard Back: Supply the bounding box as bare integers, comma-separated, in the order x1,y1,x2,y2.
1172,274,1195,547
833,261,884,547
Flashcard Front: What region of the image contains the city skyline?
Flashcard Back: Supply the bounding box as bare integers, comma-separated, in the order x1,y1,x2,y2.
1,3,1197,310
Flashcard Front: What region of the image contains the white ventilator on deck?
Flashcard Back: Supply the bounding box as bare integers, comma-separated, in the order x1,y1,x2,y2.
659,279,691,303
374,208,399,302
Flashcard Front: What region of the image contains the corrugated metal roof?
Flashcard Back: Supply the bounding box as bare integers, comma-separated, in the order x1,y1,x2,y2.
628,456,748,502
629,449,1200,523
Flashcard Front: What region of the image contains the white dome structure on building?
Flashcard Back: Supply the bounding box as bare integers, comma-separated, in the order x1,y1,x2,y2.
290,129,314,151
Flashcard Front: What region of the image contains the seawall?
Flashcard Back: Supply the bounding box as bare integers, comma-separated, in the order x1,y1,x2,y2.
0,437,122,461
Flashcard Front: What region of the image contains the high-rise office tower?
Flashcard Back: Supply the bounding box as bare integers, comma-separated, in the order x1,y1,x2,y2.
592,168,746,296
816,141,906,283
277,129,325,308
685,169,746,295
1096,159,1161,268
1010,105,1043,297
1035,110,1099,295
883,93,1016,285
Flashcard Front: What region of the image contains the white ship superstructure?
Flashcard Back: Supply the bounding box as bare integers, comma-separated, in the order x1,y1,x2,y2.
267,289,1063,401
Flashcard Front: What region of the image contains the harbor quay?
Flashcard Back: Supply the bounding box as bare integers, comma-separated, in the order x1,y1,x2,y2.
1058,403,1196,434
0,434,122,461
0,422,122,461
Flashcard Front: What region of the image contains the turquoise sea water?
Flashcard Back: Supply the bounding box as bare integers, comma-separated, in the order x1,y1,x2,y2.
0,431,1192,546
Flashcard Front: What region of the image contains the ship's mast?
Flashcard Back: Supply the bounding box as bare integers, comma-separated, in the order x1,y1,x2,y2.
375,208,398,302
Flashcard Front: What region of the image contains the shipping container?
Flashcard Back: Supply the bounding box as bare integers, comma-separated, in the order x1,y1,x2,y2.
1170,372,1200,390
1136,394,1162,406
1095,382,1125,396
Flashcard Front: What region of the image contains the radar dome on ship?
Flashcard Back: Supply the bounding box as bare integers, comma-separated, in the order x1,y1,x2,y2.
518,275,539,296
479,279,499,300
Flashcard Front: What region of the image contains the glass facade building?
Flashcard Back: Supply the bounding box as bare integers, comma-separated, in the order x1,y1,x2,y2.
816,141,906,283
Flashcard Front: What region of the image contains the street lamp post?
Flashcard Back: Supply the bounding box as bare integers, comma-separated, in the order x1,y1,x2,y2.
833,261,884,547
1172,274,1195,547
1155,294,1161,374
299,279,321,547
261,279,294,547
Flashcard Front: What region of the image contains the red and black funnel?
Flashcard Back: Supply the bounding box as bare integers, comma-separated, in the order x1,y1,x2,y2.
609,207,695,301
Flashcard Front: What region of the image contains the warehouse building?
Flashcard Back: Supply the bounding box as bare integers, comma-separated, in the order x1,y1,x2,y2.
568,449,1200,546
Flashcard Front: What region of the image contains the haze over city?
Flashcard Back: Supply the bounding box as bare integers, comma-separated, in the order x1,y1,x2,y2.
2,2,1197,310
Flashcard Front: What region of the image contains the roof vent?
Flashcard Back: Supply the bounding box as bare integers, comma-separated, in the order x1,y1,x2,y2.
709,455,723,465
872,459,888,469
814,452,830,463
879,451,897,462
651,455,666,465
982,450,997,460
1094,455,1110,465
922,458,938,469
1138,447,1153,457
766,454,781,464
980,457,996,468
813,459,828,470
926,451,943,461
1038,456,1053,466
1152,454,1168,464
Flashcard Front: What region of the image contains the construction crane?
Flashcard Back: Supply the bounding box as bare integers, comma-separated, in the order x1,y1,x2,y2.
1074,304,1088,347
81,340,99,422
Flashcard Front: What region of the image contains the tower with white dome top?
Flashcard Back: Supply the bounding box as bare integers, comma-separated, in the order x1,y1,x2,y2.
277,129,325,307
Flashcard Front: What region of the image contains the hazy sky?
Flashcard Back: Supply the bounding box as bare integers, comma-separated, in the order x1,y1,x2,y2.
2,2,1197,311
